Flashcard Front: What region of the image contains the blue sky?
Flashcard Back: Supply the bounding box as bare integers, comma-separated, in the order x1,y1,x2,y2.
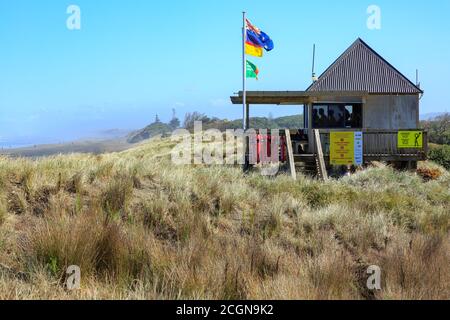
1,0,449,146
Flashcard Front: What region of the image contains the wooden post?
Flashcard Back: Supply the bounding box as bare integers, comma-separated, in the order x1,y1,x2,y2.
285,129,297,181
314,129,328,181
307,103,314,153
243,104,251,172
423,130,428,160
246,104,250,129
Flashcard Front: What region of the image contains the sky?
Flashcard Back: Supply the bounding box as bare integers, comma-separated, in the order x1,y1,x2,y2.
0,0,449,146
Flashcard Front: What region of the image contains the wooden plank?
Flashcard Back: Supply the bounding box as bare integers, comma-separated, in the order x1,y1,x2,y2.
323,155,425,162
239,90,368,97
314,129,329,181
284,129,297,181
230,91,368,105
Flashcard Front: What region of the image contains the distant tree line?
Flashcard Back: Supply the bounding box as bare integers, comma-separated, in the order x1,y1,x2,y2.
128,110,304,143
421,113,450,169
182,112,304,132
421,113,450,145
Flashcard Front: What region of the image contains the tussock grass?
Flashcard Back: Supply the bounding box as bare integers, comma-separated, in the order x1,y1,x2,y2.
0,140,449,300
0,198,6,226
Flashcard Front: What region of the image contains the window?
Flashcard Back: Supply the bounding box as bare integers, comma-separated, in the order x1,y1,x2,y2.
312,104,362,129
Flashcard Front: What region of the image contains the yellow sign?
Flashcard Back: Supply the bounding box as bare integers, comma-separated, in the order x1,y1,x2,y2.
398,131,423,148
330,132,355,165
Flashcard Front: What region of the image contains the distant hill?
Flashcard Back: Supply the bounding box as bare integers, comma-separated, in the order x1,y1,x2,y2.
127,114,304,144
127,122,173,143
420,112,447,121
98,128,133,139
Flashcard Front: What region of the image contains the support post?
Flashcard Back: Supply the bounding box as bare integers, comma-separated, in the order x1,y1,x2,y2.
314,129,329,181
285,129,297,180
245,104,250,129
242,12,247,130
242,12,250,172
243,104,251,172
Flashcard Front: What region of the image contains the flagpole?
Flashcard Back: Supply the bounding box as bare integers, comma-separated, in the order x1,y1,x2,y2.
242,11,247,130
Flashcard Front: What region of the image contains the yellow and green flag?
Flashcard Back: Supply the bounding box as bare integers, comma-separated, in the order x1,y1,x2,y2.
246,60,259,79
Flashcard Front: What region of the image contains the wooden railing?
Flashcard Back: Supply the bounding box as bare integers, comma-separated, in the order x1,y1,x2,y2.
316,129,428,161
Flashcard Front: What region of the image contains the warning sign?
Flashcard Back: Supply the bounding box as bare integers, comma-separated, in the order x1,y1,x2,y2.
398,131,423,149
330,132,356,165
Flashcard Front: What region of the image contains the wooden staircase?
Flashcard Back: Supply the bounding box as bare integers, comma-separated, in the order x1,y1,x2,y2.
293,154,318,177
285,130,328,181
313,129,329,181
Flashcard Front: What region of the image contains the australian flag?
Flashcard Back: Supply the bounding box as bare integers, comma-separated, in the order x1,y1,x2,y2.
246,19,274,52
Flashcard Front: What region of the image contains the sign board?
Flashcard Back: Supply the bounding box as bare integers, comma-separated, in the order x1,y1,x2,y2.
354,132,363,166
398,131,423,148
330,132,363,166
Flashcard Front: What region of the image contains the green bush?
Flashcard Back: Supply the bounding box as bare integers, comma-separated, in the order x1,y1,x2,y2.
421,114,450,145
429,144,450,169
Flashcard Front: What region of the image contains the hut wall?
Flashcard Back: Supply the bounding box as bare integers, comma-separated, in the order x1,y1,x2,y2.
363,94,419,129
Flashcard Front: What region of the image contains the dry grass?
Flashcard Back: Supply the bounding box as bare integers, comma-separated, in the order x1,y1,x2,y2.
0,138,449,300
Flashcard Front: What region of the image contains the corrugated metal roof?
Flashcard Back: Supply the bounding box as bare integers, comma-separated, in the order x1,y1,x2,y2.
307,38,423,94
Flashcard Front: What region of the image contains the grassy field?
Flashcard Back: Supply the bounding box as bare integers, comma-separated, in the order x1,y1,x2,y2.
0,137,449,300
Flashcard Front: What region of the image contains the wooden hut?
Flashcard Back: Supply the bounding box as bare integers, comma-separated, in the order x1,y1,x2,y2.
230,38,427,178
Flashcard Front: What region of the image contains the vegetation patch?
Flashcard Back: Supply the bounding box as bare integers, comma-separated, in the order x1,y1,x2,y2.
0,138,448,299
428,144,450,170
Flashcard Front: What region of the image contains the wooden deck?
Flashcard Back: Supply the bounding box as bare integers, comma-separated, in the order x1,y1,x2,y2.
316,129,428,162
246,128,428,180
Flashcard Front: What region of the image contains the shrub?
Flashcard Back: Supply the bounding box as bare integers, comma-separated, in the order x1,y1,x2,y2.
417,167,442,181
23,210,154,283
428,144,450,170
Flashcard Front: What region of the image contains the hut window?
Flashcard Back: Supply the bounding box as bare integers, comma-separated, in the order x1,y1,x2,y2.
312,104,362,129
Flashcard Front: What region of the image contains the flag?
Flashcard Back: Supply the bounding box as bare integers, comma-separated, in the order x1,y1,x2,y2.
245,41,263,57
246,60,259,79
246,19,274,52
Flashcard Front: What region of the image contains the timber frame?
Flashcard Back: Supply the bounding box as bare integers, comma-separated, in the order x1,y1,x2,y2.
230,91,368,105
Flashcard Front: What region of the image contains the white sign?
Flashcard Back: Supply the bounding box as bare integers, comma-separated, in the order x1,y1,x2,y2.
354,132,363,166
